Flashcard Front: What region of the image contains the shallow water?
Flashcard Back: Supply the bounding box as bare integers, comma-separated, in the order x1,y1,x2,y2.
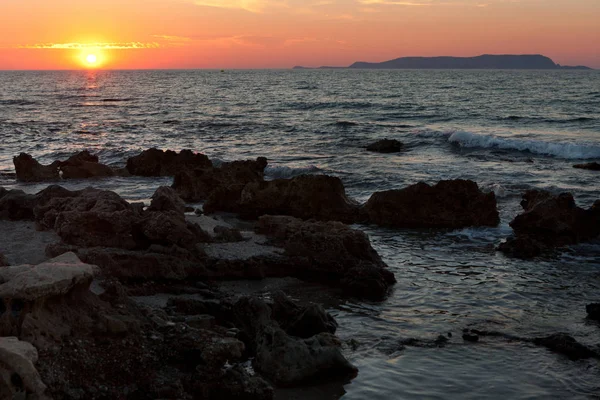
1,69,599,398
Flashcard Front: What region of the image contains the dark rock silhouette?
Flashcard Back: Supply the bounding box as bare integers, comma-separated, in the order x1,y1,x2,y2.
499,190,600,258
573,162,600,171
126,148,212,177
366,139,404,153
364,180,499,228
586,303,600,321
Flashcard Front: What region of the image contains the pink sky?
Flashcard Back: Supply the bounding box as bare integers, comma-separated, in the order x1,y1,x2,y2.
0,0,598,69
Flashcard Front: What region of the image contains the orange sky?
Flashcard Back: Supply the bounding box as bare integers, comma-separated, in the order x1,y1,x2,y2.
0,0,598,69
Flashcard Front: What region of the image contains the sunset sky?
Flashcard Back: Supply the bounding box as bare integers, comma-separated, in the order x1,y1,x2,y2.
0,0,598,69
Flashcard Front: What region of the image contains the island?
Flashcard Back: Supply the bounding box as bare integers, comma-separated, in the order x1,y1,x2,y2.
293,54,592,70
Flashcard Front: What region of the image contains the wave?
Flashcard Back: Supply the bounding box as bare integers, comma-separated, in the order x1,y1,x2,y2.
265,165,322,179
448,131,600,159
333,121,359,127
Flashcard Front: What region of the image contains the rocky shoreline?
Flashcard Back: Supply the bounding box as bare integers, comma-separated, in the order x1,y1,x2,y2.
1,148,599,399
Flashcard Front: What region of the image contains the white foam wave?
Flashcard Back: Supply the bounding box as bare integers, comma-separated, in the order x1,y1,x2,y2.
265,165,322,179
448,131,600,159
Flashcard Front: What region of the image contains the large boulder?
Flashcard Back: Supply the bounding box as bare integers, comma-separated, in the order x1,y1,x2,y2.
363,179,500,228
271,291,337,339
173,157,267,202
126,148,212,177
499,191,600,258
586,303,600,321
366,139,404,153
257,215,396,300
206,175,360,223
13,151,116,182
234,296,357,387
0,337,47,398
148,186,186,214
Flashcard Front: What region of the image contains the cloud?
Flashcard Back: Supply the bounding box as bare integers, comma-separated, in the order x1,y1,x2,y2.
358,0,432,5
17,42,162,50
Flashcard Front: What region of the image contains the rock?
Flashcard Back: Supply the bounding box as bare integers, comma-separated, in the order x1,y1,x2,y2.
366,139,404,153
499,191,600,258
0,337,47,398
174,157,267,203
271,291,337,338
0,252,7,267
201,337,245,368
364,179,500,228
234,296,357,387
462,333,479,342
213,226,244,243
257,215,395,300
0,252,98,301
196,365,274,400
0,189,37,221
126,148,212,177
148,186,186,214
586,303,600,321
13,153,59,182
533,333,598,361
573,162,600,171
209,174,360,223
14,151,116,182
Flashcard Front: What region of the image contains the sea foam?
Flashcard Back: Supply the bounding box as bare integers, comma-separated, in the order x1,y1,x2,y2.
448,131,600,159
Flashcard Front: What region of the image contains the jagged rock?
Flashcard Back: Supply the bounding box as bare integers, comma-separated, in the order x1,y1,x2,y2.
499,191,600,258
257,215,395,300
148,186,186,214
173,157,267,202
207,174,360,223
234,296,357,387
0,337,47,398
573,162,600,171
0,189,37,220
533,333,598,361
366,139,404,153
13,151,116,182
271,291,337,338
126,148,212,177
13,153,59,182
586,303,600,321
364,179,500,228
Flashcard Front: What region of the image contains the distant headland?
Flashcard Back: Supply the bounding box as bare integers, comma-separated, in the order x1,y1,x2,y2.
293,54,592,70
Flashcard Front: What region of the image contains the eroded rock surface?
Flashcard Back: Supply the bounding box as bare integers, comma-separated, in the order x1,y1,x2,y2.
366,138,404,153
13,151,120,182
126,148,212,177
0,337,47,399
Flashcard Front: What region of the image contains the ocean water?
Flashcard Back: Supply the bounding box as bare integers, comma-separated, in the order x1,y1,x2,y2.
1,69,600,399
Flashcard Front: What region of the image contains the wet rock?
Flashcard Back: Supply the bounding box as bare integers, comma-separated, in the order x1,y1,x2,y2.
257,215,395,300
366,138,404,153
0,189,37,221
174,157,268,203
533,333,598,361
462,333,479,342
234,296,357,387
364,179,499,228
14,151,116,182
0,252,7,267
271,291,337,338
13,153,59,182
190,364,274,400
586,303,600,321
499,191,600,258
573,162,600,171
126,148,212,177
0,337,47,398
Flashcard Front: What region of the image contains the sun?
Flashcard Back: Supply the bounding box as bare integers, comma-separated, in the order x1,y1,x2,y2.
86,54,98,64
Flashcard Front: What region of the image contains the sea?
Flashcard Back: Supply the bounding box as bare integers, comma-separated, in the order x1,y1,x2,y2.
1,69,599,399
